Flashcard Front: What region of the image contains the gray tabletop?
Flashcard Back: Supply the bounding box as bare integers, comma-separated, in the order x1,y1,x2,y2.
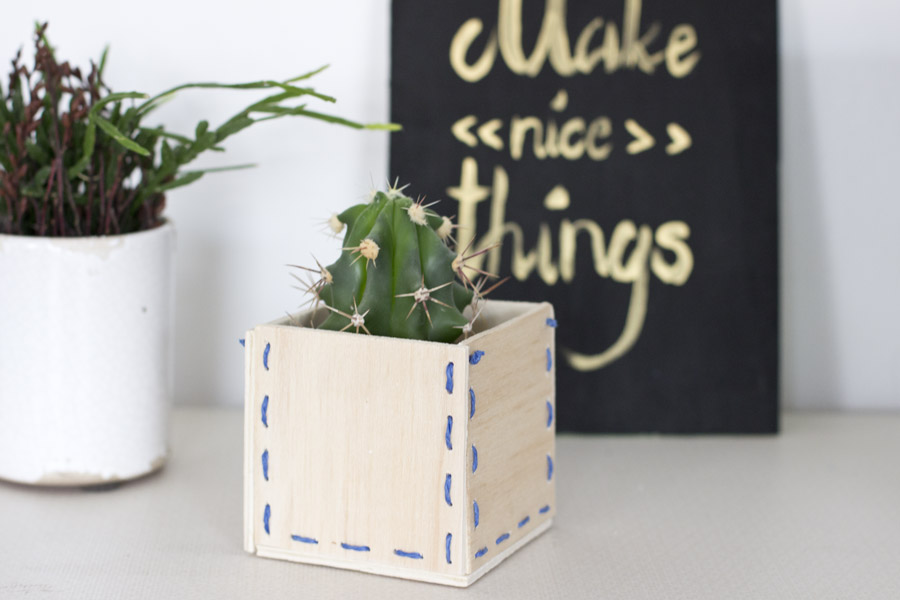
1,408,899,599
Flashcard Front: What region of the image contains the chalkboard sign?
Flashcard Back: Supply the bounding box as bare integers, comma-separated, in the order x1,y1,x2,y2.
390,0,778,433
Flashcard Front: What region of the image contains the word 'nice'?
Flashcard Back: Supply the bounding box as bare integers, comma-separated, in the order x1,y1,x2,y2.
450,0,700,83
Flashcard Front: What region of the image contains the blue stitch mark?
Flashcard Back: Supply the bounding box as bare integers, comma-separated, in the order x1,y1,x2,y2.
445,533,452,564
263,504,271,534
394,549,424,559
262,449,269,481
496,533,510,545
239,338,245,347
547,454,554,481
546,318,558,328
539,505,551,514
291,535,318,544
263,343,271,370
518,516,531,528
469,350,484,365
341,543,371,552
444,473,452,506
546,347,552,371
546,400,553,428
469,388,476,419
445,416,453,450
472,445,478,473
445,362,454,394
261,395,269,428
475,547,488,559
474,501,480,528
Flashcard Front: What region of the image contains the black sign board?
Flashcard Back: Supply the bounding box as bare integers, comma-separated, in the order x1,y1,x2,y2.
390,0,778,433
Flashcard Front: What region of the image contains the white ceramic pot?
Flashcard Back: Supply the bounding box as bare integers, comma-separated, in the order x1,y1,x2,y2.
0,222,176,485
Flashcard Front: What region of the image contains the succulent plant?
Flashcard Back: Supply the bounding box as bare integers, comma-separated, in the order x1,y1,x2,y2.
0,23,397,237
295,184,503,343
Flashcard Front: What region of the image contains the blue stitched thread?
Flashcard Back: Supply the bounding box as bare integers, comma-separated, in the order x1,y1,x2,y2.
469,388,476,419
539,505,551,514
262,450,269,481
474,501,480,528
469,350,484,365
546,400,553,428
445,533,452,564
496,533,510,545
291,535,318,544
546,347,552,371
445,416,453,450
472,445,478,473
444,473,452,506
341,543,370,552
261,395,269,428
263,343,271,370
547,454,554,481
445,362,454,394
394,549,424,559
546,318,558,328
475,547,488,559
518,516,530,528
239,338,245,346
263,504,271,534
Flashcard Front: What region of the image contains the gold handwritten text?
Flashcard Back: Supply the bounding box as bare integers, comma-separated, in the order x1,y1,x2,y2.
447,157,694,371
450,0,700,83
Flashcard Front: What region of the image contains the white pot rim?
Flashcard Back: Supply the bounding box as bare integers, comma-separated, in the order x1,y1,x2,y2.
0,218,174,243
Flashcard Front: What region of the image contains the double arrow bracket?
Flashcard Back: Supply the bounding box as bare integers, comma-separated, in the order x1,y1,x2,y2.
623,119,692,155
452,116,692,156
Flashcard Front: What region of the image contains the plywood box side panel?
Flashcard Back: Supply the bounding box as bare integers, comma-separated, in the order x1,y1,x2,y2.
465,303,556,572
243,330,256,553
250,324,470,576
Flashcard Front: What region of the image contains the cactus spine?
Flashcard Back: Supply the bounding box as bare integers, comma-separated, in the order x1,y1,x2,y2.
299,187,496,343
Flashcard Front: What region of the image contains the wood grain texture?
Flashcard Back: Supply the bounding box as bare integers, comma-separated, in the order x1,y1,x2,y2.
243,300,555,586
243,334,255,553
463,301,556,576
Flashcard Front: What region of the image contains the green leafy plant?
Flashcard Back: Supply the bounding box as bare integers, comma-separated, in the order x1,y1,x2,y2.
0,23,397,237
294,184,506,343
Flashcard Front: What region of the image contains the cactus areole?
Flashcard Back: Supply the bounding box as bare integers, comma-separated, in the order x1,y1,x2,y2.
314,190,477,343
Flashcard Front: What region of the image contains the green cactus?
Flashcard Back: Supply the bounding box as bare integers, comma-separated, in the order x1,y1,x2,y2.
298,185,497,343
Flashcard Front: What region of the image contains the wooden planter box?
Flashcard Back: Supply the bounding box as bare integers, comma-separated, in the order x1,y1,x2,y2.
243,300,556,587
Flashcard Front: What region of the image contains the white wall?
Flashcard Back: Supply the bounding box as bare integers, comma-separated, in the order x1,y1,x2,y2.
1,1,897,411
780,0,900,409
0,1,394,406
